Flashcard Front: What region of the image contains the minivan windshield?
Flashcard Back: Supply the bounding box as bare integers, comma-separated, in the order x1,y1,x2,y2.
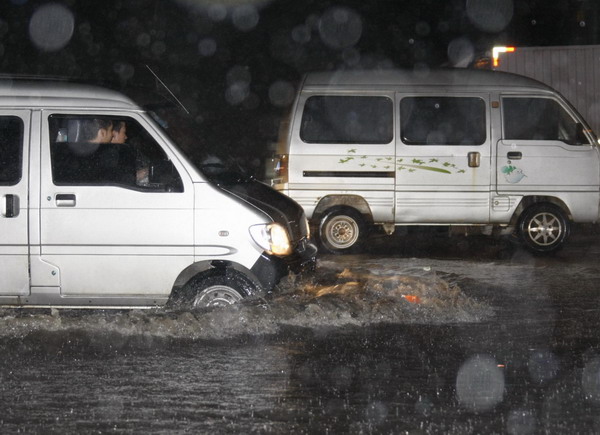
146,102,253,185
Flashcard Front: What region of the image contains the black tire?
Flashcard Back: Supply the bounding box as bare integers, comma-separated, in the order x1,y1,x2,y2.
318,207,366,254
518,204,570,253
184,269,255,309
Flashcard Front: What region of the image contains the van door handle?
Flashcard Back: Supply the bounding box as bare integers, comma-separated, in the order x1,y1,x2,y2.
3,194,19,217
56,194,76,207
468,152,480,168
507,151,522,160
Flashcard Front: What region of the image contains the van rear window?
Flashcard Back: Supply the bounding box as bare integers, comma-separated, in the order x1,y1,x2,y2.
400,97,486,145
300,96,393,144
0,116,24,185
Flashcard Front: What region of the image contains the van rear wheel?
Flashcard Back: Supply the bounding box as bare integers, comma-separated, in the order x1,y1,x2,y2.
519,204,570,253
185,269,253,309
318,208,365,254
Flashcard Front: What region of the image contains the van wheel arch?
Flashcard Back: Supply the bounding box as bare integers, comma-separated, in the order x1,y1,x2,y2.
312,195,373,224
168,261,261,308
512,196,572,223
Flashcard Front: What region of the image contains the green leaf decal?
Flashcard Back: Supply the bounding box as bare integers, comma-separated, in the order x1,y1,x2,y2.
399,164,452,174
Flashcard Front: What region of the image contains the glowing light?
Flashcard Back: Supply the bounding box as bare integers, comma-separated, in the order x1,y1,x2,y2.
492,46,515,67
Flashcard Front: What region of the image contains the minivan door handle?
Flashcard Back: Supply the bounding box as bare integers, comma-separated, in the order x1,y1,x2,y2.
3,194,19,217
507,151,522,160
55,193,76,207
468,152,480,168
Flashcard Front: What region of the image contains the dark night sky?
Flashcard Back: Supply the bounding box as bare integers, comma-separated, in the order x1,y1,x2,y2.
0,0,598,175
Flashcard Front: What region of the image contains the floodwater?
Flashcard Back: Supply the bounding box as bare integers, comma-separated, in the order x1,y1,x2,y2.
1,227,600,433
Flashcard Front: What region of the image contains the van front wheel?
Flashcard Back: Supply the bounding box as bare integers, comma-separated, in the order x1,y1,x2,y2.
319,208,365,254
185,269,253,309
519,204,570,253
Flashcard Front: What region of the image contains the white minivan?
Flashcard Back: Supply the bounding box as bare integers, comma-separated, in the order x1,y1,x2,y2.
0,79,316,308
272,69,600,254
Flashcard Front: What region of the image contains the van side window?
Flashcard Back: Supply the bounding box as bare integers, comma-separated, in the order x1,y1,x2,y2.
49,115,184,192
0,116,24,186
502,97,589,145
400,97,486,145
300,96,393,144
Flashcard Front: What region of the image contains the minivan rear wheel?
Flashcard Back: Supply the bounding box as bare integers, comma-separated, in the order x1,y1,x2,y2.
518,204,570,253
185,269,254,309
318,208,366,254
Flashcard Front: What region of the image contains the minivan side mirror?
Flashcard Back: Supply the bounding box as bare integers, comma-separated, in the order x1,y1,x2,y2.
563,122,590,145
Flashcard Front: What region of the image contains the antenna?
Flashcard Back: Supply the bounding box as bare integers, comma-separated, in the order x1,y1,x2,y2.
145,65,190,114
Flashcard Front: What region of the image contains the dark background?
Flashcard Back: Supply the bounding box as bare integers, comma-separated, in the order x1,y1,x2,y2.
1,0,599,176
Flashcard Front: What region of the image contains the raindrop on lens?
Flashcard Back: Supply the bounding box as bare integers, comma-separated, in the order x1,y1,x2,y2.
456,354,505,412
527,349,559,384
291,25,311,44
208,4,227,22
198,38,217,56
318,7,362,50
466,0,514,33
136,33,151,48
29,3,75,51
268,81,295,107
232,5,259,32
447,37,475,67
151,41,167,56
415,21,431,36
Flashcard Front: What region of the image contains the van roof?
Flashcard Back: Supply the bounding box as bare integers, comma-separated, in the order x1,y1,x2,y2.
303,68,551,91
0,79,140,110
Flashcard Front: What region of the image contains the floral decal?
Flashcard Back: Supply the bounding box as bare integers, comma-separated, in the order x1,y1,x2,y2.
501,163,527,183
339,149,466,174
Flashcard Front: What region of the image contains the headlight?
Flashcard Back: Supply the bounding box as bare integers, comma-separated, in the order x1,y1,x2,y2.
303,215,310,239
249,223,292,256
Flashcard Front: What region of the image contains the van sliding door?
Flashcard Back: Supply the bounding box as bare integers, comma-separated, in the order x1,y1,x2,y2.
0,111,30,296
395,94,491,224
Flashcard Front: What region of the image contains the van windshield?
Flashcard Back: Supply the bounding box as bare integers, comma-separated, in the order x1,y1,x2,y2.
146,104,253,185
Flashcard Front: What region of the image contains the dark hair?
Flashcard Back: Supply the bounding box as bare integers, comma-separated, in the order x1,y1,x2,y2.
79,118,112,142
113,120,125,133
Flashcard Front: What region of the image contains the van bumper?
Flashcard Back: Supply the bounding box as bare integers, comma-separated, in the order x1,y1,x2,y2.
251,239,318,291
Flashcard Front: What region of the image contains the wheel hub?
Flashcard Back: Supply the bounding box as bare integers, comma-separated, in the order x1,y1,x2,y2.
193,285,243,308
528,213,561,246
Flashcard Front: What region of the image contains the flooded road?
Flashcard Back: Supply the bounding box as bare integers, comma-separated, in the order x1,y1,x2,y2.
1,227,600,433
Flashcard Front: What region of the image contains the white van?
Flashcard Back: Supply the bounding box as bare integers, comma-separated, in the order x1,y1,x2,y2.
272,69,600,254
0,79,316,308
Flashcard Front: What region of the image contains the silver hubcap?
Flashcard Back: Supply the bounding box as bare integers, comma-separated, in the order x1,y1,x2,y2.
526,212,563,246
324,215,359,249
193,285,243,308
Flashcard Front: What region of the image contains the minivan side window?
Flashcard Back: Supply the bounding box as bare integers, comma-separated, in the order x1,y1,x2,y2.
0,116,24,185
300,96,393,144
502,97,589,145
400,97,486,145
49,115,184,192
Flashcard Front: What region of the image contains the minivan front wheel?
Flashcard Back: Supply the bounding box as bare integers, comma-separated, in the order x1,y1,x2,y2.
319,208,365,254
519,204,570,253
185,269,253,309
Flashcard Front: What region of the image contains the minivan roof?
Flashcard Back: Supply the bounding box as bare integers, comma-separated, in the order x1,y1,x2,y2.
303,68,551,91
0,79,139,110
